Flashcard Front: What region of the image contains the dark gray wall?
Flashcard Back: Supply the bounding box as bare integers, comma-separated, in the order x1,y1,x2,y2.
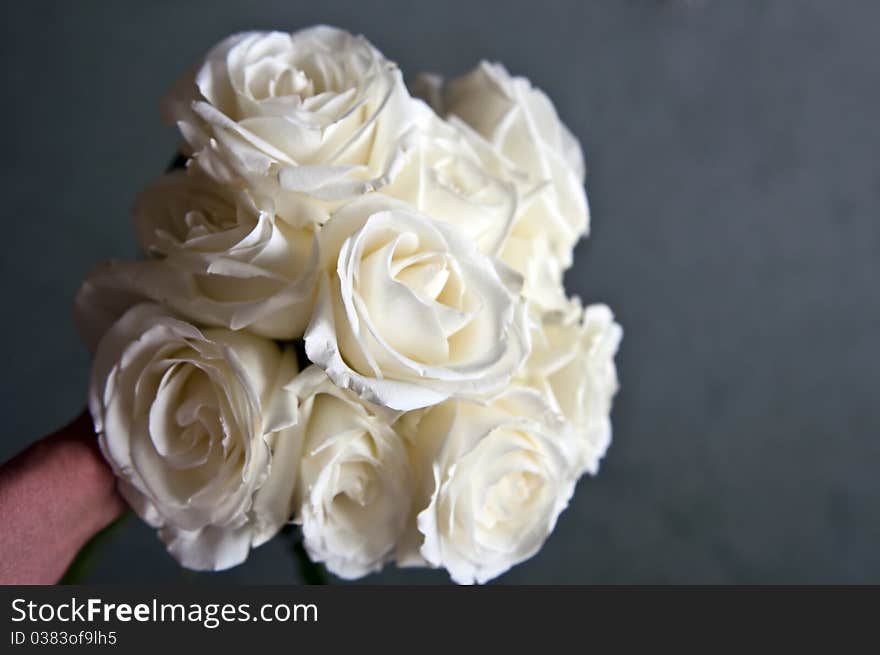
1,0,878,584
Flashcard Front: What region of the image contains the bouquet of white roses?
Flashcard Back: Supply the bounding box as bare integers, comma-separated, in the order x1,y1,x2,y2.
74,25,621,584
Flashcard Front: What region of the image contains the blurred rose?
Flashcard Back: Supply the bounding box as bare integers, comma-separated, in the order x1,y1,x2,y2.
416,61,589,308
517,302,622,475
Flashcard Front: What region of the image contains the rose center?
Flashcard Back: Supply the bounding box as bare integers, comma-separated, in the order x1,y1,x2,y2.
393,254,452,305
434,157,487,198
333,461,377,508
485,470,542,522
245,58,315,101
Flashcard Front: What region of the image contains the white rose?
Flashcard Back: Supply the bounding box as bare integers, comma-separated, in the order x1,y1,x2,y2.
126,168,317,339
384,112,572,313
499,220,570,313
418,61,589,271
517,302,622,475
285,366,412,579
383,114,527,256
305,195,530,411
163,26,428,208
407,391,576,584
87,303,300,570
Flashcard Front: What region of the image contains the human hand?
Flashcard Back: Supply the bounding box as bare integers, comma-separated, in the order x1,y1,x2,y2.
0,412,126,584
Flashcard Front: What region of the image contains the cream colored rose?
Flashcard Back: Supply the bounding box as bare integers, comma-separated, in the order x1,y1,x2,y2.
499,220,570,313
386,113,573,313
285,366,411,579
517,302,622,475
305,195,530,411
163,26,428,208
406,391,576,584
125,168,317,339
87,303,299,570
418,61,589,272
383,114,528,256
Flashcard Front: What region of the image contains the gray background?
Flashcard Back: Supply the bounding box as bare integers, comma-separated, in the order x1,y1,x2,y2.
1,0,878,584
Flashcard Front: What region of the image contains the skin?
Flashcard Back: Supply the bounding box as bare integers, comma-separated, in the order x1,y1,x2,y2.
0,412,125,584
